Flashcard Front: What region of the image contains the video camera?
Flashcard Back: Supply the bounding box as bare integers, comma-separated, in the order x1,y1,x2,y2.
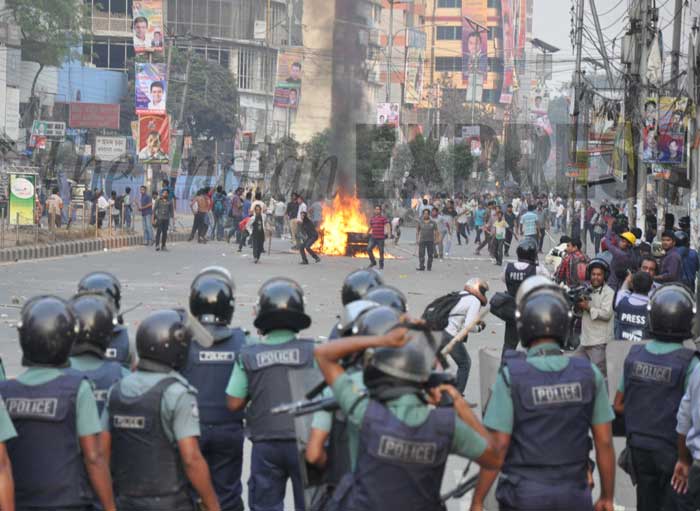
566,284,593,316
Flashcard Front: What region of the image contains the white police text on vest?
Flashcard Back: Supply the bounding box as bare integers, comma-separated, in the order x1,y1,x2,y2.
199,351,235,363
6,398,58,419
377,436,438,464
531,383,583,405
632,361,672,383
113,415,147,429
255,349,301,368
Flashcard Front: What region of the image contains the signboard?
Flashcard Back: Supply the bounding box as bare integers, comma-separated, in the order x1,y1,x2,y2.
136,63,167,114
652,163,672,179
69,103,120,130
274,51,302,110
31,121,65,140
95,136,127,162
8,173,35,225
138,114,170,164
376,103,399,127
234,150,261,176
254,20,267,40
133,0,164,54
500,0,515,104
462,18,488,88
461,125,481,156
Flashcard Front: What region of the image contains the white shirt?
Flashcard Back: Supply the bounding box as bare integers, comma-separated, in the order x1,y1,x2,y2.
296,202,307,221
445,293,483,337
97,196,109,211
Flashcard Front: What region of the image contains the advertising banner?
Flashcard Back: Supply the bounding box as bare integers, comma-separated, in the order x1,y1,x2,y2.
95,136,127,162
69,103,120,129
376,103,400,127
136,63,167,114
462,18,488,87
514,0,528,60
133,0,164,54
8,173,35,225
31,121,65,140
274,51,302,110
657,96,687,165
138,114,170,164
461,125,481,156
500,0,515,104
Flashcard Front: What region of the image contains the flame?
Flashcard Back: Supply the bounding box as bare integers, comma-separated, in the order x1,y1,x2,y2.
313,194,368,256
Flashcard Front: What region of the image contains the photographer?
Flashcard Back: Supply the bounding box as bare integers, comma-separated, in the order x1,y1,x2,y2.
614,271,653,342
575,258,614,377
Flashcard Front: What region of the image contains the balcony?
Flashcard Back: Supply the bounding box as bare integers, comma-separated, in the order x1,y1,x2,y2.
91,13,132,36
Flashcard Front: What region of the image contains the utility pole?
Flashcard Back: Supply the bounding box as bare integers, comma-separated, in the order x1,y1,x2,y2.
636,0,650,231
386,0,395,102
588,0,615,88
570,0,585,236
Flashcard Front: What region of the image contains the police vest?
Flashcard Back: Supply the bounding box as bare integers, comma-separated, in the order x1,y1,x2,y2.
333,400,453,511
239,339,315,441
505,263,537,297
503,352,595,482
0,373,92,509
109,377,193,511
181,328,246,425
623,344,696,451
614,297,649,342
106,326,131,367
79,360,124,416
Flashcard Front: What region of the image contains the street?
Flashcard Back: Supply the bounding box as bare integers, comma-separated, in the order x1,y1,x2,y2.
0,231,636,510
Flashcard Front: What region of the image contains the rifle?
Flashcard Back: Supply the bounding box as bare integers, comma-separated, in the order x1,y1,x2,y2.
440,461,478,502
271,393,367,418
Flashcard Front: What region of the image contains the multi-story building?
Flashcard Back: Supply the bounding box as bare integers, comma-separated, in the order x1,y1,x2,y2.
0,0,22,146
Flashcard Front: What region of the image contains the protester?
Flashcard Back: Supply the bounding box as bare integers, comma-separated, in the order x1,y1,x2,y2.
249,204,265,264
46,186,63,228
554,237,588,287
367,205,390,270
138,185,153,245
227,187,244,244
123,187,133,230
416,208,438,271
153,189,171,252
656,230,683,284
299,211,321,264
492,209,508,266
211,185,228,241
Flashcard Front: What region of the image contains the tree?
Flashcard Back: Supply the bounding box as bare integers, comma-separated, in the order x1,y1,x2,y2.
9,0,89,124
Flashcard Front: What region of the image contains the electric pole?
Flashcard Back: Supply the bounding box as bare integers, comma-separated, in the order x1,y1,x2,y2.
636,0,651,231
570,0,585,236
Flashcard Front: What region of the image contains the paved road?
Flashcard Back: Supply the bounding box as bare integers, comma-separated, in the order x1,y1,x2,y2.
0,230,635,510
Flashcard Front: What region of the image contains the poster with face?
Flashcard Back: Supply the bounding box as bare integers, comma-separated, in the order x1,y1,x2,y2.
641,96,659,163
133,0,164,54
461,20,488,84
376,103,399,127
500,0,515,104
274,51,302,110
135,63,167,114
138,114,170,164
656,96,687,165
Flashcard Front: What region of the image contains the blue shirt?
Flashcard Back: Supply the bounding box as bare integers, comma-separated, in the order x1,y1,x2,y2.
677,365,700,459
140,193,153,217
520,211,538,236
242,199,252,218
474,208,486,227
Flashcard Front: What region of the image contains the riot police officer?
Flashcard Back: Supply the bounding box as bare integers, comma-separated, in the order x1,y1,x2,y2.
0,296,116,511
314,316,501,510
181,268,247,511
226,278,316,511
102,309,220,511
499,237,549,356
364,285,408,313
69,292,129,415
614,284,698,511
328,269,385,340
0,395,15,510
470,277,616,511
78,271,133,368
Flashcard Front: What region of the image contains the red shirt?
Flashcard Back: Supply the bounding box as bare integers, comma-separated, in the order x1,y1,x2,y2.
369,215,389,240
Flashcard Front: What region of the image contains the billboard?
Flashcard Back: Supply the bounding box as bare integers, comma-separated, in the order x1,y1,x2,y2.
462,18,488,87
133,0,164,54
136,63,167,114
642,96,687,164
500,0,515,104
274,51,302,110
69,103,120,129
376,103,399,127
138,114,170,164
8,173,35,225
95,136,127,162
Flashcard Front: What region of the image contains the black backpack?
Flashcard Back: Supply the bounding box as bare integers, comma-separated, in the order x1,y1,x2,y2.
421,291,468,331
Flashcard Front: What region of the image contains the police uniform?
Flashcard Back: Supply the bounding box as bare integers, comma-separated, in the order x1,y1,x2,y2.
0,366,102,511
502,262,537,354
106,325,133,368
618,341,698,511
71,353,129,416
103,365,200,511
181,326,247,511
226,329,315,511
485,343,614,510
328,371,487,510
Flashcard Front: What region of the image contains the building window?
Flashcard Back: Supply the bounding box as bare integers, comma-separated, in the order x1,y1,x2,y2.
482,89,499,104
435,57,461,72
436,26,462,40
437,0,460,8
83,37,130,70
487,0,499,7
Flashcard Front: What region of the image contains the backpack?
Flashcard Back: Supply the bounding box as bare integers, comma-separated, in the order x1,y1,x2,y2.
213,194,225,216
421,291,468,331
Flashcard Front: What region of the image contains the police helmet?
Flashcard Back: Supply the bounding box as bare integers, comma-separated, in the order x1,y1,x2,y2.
516,285,571,347
674,230,690,248
190,274,235,325
69,293,117,357
254,278,311,333
364,286,408,313
516,238,538,264
136,309,192,370
78,272,122,311
514,275,556,307
352,306,402,336
586,257,610,281
18,296,79,367
335,300,379,337
648,284,696,341
341,269,384,305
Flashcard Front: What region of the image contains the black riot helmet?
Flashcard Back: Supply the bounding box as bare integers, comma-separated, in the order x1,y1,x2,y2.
69,293,117,357
335,300,379,338
364,286,407,313
78,272,122,311
674,230,690,248
515,278,571,348
586,257,611,281
648,284,696,341
352,306,402,336
254,278,311,334
341,269,385,305
190,273,235,326
136,309,192,370
516,238,538,264
19,296,79,367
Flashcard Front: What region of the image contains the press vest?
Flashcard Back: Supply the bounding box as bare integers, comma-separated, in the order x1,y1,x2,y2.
614,297,649,342
0,373,92,509
181,328,246,425
623,344,696,451
107,326,130,367
505,262,537,297
109,377,193,511
333,399,454,511
502,352,595,482
79,359,124,416
239,339,315,441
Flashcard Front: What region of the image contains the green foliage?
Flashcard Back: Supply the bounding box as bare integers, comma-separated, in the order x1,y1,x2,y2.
303,128,331,168
391,134,442,189
356,125,397,199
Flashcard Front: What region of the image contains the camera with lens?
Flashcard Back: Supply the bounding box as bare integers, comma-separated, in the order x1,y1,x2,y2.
567,285,593,315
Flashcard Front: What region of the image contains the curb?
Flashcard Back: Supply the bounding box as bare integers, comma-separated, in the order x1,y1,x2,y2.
0,230,183,263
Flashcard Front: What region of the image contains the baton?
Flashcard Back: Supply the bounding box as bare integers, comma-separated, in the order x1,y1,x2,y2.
440,305,490,356
120,302,144,317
